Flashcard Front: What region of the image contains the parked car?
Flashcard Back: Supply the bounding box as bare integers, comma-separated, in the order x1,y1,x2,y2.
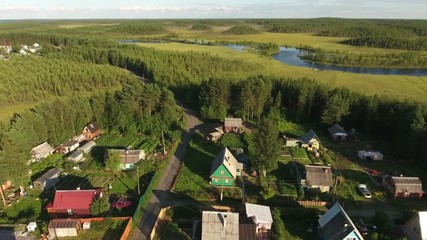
355,219,369,236
358,184,372,198
111,198,132,208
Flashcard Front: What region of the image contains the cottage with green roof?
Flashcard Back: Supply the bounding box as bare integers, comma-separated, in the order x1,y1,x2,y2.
210,148,243,187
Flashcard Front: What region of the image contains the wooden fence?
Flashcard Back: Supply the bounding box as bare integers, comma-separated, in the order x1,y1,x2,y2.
298,200,328,207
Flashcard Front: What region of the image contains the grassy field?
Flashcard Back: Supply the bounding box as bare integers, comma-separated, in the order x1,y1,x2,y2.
137,42,427,103
168,26,427,55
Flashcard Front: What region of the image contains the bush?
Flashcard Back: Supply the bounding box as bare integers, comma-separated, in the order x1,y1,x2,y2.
271,208,286,240
277,181,298,197
90,197,110,216
220,133,245,149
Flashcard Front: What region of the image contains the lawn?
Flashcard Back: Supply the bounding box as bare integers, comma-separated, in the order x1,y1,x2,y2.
158,206,200,240
137,42,427,103
61,219,128,240
174,134,222,201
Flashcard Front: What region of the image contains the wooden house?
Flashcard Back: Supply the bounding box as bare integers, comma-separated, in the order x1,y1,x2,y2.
283,134,300,147
105,149,146,170
48,219,81,238
33,168,61,191
403,211,427,240
46,190,98,218
31,142,55,161
303,165,334,193
300,130,321,150
82,122,102,140
224,118,243,133
328,124,348,141
318,202,364,240
210,148,243,187
382,176,423,199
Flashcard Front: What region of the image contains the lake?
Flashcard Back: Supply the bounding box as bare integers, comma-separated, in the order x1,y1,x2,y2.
271,47,427,76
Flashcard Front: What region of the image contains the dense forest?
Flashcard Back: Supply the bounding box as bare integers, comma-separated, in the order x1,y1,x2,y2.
0,81,182,183
222,25,259,35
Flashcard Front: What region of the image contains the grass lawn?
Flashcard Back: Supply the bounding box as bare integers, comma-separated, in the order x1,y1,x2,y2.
137,42,427,103
62,219,128,240
174,134,222,201
275,207,319,240
158,206,199,240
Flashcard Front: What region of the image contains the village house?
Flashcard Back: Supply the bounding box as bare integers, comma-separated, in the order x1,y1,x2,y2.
382,175,423,199
105,149,146,170
33,168,61,191
78,140,96,154
48,219,81,238
210,148,243,187
328,123,348,141
300,130,321,150
358,150,384,161
202,211,239,240
46,189,99,218
224,118,243,133
31,142,55,161
57,139,80,154
283,134,300,147
72,134,86,143
403,211,427,240
318,202,364,240
68,150,84,162
303,165,334,193
245,203,273,234
82,122,102,140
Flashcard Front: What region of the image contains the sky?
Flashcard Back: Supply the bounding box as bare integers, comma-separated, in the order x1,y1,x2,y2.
0,0,426,19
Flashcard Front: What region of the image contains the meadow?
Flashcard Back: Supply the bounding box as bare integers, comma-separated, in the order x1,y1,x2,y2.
138,42,427,103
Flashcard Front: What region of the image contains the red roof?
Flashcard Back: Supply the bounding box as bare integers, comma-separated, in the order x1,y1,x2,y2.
51,190,95,211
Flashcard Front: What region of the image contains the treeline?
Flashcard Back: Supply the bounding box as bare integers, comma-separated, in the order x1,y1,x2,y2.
0,81,182,183
342,36,427,51
0,57,135,107
301,49,427,68
110,22,167,35
223,25,259,35
195,76,427,167
190,24,211,31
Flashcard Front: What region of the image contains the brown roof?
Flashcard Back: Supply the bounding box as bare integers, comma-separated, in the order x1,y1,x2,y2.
48,219,79,229
107,149,145,164
305,165,334,187
85,122,100,133
392,177,423,193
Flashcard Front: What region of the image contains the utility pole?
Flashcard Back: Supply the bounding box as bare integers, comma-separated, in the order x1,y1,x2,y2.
0,185,6,206
137,166,141,196
161,130,166,156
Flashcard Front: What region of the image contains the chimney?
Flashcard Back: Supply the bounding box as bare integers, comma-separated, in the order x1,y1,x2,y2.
223,214,227,229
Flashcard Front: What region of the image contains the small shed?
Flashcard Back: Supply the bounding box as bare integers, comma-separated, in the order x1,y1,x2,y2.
283,134,300,147
328,124,348,141
245,203,273,231
78,140,96,154
31,142,55,161
224,118,243,133
383,176,423,199
358,150,384,161
33,168,61,191
68,150,84,162
82,122,102,140
57,140,80,154
48,219,81,238
105,149,146,170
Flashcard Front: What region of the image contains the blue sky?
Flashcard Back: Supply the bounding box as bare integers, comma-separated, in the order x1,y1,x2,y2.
1,0,426,19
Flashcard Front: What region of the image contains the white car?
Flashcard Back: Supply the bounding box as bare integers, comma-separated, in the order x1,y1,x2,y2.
358,184,372,198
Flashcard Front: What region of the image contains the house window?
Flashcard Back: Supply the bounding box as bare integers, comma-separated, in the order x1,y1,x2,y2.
67,209,73,215
220,170,225,175
225,179,229,183
215,178,219,182
346,238,356,240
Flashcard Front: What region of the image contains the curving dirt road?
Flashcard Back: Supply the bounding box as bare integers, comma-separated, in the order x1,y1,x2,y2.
131,105,201,240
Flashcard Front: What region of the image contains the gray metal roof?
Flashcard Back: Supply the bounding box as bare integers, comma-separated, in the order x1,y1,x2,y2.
300,130,320,144
68,150,83,160
106,149,145,164
78,140,96,153
34,168,61,184
202,211,239,240
224,118,243,128
328,124,348,136
210,148,243,179
31,142,54,156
